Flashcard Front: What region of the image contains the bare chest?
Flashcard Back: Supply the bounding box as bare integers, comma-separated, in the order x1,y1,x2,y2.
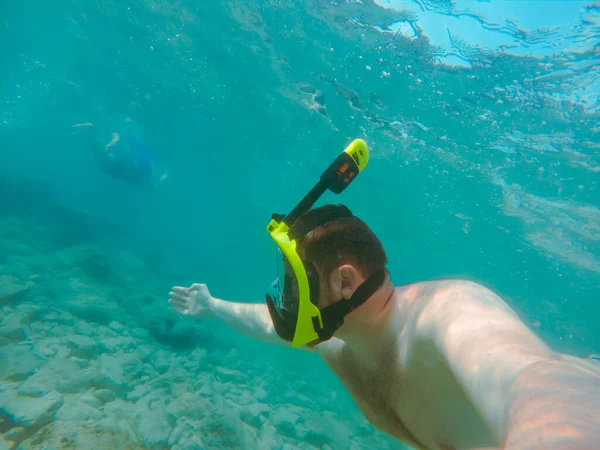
325,351,425,448
324,347,497,450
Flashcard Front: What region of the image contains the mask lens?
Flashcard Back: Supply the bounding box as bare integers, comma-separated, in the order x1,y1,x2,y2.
266,277,283,308
268,253,300,315
282,271,299,312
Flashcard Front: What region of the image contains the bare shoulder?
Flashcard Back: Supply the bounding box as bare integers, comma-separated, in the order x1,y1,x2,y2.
397,279,555,441
400,279,525,335
412,278,512,307
401,278,553,369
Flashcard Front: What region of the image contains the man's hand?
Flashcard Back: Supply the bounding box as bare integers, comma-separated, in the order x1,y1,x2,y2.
168,283,213,318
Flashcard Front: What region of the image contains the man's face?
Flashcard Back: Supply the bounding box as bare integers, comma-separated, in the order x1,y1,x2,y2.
283,258,333,310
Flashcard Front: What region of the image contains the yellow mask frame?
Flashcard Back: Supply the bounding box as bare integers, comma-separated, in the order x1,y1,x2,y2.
266,139,370,348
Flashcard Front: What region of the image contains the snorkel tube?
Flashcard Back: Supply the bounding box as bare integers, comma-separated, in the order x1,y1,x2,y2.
266,139,370,348
275,139,370,229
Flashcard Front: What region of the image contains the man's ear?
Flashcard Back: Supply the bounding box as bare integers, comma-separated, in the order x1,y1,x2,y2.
338,264,360,299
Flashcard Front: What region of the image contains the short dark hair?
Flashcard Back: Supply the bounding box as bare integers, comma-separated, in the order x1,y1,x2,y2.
295,204,388,279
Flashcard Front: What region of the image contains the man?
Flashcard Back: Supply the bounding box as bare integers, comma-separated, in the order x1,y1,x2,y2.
169,140,600,449
72,119,167,186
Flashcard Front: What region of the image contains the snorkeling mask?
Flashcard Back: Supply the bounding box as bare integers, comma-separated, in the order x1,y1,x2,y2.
265,139,386,348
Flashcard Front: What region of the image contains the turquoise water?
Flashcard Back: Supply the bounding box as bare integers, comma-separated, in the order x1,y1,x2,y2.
1,0,599,448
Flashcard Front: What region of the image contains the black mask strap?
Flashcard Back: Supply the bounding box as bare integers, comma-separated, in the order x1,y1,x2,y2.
287,205,354,241
312,268,387,342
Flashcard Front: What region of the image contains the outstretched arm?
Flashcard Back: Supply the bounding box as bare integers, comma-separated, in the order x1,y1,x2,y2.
414,280,600,449
168,283,340,354
501,354,600,450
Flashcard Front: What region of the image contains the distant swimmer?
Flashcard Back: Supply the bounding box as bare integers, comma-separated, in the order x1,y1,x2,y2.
72,120,167,186
169,139,600,450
